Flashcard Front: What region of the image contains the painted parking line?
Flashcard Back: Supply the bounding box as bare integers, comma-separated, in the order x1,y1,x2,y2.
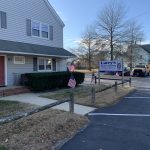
137,89,150,91
88,113,150,117
125,97,150,99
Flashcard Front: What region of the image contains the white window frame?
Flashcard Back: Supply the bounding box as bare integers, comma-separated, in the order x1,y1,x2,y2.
14,56,25,64
41,23,49,39
31,21,40,37
0,55,7,86
37,57,52,72
31,20,49,39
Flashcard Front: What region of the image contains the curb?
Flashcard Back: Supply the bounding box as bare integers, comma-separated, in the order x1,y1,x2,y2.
52,124,89,150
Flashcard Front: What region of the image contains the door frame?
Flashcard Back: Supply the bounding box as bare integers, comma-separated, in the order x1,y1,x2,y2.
0,55,7,86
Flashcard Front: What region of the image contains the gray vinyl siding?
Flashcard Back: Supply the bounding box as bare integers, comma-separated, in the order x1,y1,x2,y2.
6,55,67,85
0,0,63,48
7,55,33,85
56,58,67,71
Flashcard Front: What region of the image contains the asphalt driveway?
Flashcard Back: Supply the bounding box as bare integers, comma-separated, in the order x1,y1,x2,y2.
61,78,150,150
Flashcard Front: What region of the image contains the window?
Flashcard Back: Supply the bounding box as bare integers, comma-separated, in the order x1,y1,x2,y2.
38,58,52,71
38,58,45,70
31,21,49,39
14,56,25,64
32,21,40,37
42,24,48,38
46,59,52,70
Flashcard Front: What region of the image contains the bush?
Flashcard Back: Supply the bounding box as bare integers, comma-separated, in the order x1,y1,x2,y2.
21,71,85,91
0,146,8,150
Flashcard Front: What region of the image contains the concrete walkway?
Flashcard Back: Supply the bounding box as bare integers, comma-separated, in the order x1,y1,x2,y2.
0,93,96,115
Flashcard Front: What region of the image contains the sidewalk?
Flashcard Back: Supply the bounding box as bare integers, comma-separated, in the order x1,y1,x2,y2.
0,93,96,115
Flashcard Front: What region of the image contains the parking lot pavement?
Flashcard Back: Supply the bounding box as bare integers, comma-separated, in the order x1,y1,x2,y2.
60,86,150,150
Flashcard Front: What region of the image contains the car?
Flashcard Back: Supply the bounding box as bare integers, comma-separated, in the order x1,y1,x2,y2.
118,67,131,76
131,65,150,77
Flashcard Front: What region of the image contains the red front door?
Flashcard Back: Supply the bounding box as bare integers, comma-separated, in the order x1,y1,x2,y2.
0,56,5,86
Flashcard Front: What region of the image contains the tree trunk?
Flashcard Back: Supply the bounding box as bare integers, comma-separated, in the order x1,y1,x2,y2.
110,42,113,60
130,44,133,71
88,43,91,71
130,34,134,71
110,29,113,60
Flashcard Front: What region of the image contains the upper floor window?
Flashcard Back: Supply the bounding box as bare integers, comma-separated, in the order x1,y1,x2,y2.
31,21,49,39
42,24,48,38
26,19,53,40
32,21,40,37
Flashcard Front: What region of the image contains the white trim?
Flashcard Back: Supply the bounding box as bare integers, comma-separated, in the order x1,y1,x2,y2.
0,55,7,86
13,56,25,64
43,0,65,27
88,113,150,117
41,23,49,39
5,55,7,86
31,20,49,39
31,20,40,37
0,50,74,58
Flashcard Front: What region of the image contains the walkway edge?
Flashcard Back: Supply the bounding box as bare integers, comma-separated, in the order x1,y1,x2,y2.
52,124,89,150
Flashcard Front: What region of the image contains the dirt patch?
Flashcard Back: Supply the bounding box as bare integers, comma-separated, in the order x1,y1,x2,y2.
40,84,108,101
0,109,88,150
77,85,135,107
41,84,135,108
0,100,37,118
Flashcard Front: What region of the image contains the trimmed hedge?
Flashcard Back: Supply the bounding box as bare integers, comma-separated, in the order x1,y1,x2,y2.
21,71,85,91
0,146,7,150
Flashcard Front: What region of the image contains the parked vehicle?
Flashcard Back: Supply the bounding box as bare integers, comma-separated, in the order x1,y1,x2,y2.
118,67,131,76
131,65,150,77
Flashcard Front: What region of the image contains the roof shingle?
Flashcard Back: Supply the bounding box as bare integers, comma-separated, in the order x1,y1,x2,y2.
140,44,150,53
0,39,75,58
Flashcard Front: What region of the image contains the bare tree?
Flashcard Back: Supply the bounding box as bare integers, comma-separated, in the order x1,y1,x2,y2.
96,0,126,60
124,20,144,70
79,25,98,70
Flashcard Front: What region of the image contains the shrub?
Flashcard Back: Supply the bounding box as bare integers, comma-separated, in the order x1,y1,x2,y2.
21,71,85,91
0,146,8,150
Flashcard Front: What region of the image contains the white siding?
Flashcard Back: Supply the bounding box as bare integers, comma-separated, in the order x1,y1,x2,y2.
0,0,63,48
133,47,150,66
6,55,67,86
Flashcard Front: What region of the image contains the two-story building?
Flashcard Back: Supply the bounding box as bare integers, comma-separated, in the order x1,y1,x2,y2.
130,44,150,67
0,0,75,86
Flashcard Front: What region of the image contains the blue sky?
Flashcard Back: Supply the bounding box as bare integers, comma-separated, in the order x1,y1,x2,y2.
49,0,150,49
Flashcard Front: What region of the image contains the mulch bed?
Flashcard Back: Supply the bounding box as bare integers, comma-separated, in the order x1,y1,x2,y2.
0,109,88,150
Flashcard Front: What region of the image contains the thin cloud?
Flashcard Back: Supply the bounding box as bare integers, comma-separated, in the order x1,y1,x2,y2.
64,38,81,49
57,11,68,22
141,40,150,45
